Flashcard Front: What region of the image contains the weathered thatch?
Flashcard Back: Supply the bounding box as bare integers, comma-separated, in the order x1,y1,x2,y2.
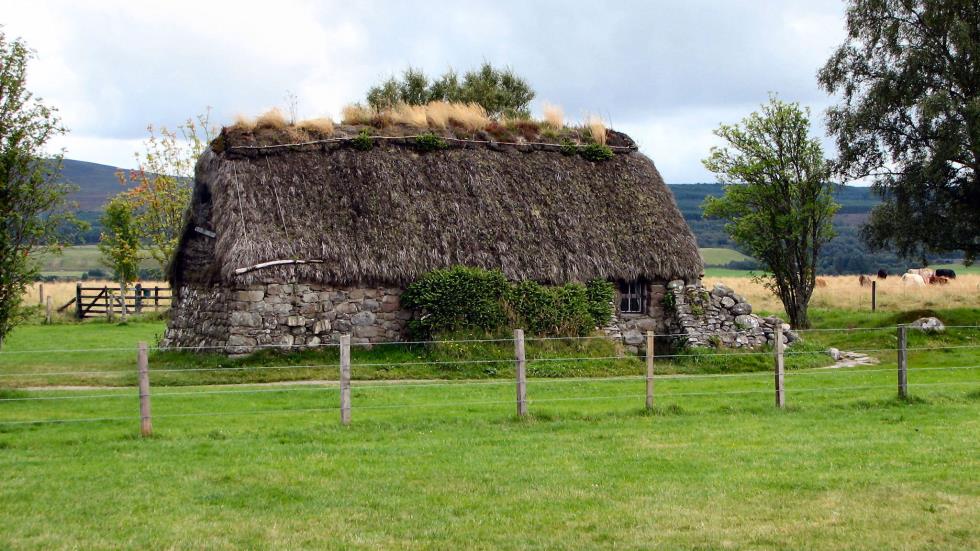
168,127,703,288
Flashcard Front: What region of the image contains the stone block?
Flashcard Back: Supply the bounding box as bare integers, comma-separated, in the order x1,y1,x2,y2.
230,311,262,327
720,296,736,308
287,315,306,327
335,302,357,314
351,311,376,326
236,289,265,302
313,319,331,334
731,302,752,315
362,299,381,312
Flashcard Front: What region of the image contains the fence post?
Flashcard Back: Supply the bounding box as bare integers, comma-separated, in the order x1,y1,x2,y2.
774,329,785,408
897,324,908,399
137,341,152,437
646,331,655,410
871,280,877,312
154,287,160,310
135,283,143,314
39,283,44,305
45,296,52,324
514,328,527,417
105,287,113,321
340,334,351,425
75,283,82,320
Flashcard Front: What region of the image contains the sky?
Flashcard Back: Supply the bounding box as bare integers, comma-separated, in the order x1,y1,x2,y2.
3,0,848,183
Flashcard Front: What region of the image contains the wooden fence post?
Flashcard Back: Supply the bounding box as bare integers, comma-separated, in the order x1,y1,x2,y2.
871,280,877,312
646,331,655,410
38,283,44,305
514,328,527,417
897,324,908,399
75,283,82,319
45,296,52,324
340,334,351,425
137,342,152,437
135,283,143,314
774,329,785,408
105,287,113,321
154,287,160,310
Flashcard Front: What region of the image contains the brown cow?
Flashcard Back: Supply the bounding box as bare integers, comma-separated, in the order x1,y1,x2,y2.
858,274,873,287
815,278,828,288
928,275,950,285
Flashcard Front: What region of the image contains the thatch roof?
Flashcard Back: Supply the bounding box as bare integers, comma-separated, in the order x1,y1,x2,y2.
168,126,703,288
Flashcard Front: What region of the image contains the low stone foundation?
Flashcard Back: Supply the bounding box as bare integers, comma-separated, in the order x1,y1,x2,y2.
663,280,798,348
161,282,411,354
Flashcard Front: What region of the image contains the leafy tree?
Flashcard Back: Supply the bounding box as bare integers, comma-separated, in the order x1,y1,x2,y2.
0,31,77,348
701,97,839,329
818,0,980,264
365,63,535,118
117,110,217,272
98,196,141,321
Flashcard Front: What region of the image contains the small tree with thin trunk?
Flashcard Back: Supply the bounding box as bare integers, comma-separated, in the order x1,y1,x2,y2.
98,196,141,322
701,96,839,329
0,31,78,348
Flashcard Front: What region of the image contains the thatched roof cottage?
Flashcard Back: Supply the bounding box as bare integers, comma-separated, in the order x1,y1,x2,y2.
164,122,784,353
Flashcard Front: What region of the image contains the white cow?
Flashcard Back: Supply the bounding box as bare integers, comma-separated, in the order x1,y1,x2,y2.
907,268,935,279
902,273,925,287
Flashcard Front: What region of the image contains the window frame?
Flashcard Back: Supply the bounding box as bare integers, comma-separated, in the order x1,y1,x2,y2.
618,279,646,314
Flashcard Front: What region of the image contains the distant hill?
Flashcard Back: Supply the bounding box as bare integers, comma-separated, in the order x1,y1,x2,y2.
61,158,134,210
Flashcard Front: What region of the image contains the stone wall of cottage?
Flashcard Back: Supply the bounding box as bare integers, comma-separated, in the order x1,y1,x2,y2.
663,280,798,348
162,282,410,354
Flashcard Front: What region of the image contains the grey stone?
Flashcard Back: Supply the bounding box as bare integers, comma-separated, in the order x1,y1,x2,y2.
362,299,380,312
313,319,331,334
711,283,733,297
734,315,760,330
667,280,685,290
229,311,261,327
623,329,644,346
720,296,736,308
827,347,841,361
236,289,265,302
335,302,357,314
287,315,306,327
909,317,945,332
351,311,376,326
301,292,318,303
731,302,752,315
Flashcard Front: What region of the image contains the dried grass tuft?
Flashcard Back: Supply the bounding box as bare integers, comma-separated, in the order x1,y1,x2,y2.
297,117,335,135
586,115,607,145
391,103,428,127
341,104,375,125
542,103,564,128
231,114,256,131
255,108,288,130
446,103,490,131
425,101,453,129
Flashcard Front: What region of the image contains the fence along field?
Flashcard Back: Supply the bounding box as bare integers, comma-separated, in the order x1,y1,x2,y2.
0,324,977,433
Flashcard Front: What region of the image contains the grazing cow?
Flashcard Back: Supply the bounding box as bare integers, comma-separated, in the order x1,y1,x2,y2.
907,268,935,279
858,274,873,287
815,277,828,288
877,269,888,279
929,275,950,285
902,273,926,287
936,269,956,279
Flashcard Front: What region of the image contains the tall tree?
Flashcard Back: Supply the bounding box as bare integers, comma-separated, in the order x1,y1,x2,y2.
0,31,76,348
701,97,839,329
98,196,141,321
365,63,535,118
117,110,217,272
819,0,980,264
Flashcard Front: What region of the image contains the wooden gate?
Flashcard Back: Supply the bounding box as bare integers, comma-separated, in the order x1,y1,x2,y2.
59,283,173,319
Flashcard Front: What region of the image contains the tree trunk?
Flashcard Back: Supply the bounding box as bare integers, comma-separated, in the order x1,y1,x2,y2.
784,298,810,329
119,282,128,322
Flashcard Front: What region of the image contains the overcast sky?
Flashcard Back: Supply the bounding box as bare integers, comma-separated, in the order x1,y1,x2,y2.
4,0,847,183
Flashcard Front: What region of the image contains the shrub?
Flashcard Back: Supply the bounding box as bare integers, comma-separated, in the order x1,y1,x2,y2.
402,267,615,338
415,133,448,152
351,130,374,151
559,138,578,156
401,266,509,338
579,142,614,162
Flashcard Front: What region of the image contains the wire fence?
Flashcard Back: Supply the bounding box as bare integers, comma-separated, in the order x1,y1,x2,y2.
0,324,977,431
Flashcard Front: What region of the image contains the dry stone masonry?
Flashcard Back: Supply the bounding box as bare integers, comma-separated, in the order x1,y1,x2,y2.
663,280,798,348
162,283,410,354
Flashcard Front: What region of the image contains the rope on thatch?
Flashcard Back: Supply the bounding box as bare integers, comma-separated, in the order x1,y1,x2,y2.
232,162,250,244
226,134,639,153
265,157,291,243
234,259,325,275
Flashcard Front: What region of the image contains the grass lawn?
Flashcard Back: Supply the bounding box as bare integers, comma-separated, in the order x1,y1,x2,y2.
699,247,751,266
1,310,978,548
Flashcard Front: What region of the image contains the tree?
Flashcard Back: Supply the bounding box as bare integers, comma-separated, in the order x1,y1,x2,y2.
0,31,76,348
818,0,980,264
98,196,141,321
701,97,839,329
365,63,535,118
117,110,217,272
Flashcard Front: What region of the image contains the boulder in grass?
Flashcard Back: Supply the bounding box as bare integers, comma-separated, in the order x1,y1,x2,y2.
909,317,945,332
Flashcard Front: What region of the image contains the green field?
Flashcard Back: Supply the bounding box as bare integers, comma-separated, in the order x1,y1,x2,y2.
699,247,751,266
33,245,157,277
0,309,979,548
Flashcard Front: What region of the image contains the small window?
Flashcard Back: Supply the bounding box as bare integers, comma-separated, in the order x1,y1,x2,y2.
618,280,645,313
